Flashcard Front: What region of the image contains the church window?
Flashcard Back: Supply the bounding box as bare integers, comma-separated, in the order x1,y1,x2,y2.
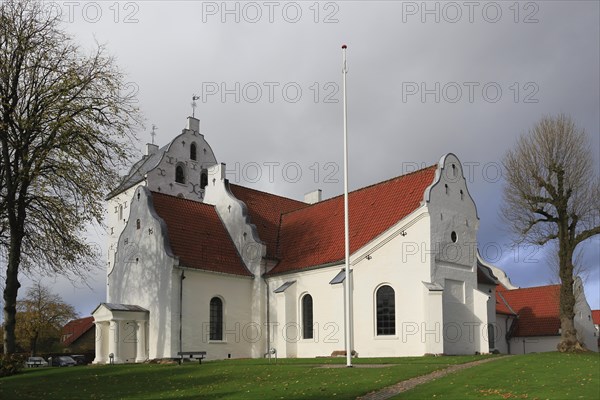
451,231,457,243
118,205,123,220
302,294,313,339
136,219,140,230
444,184,449,194
175,164,186,184
460,189,464,200
200,170,208,189
376,285,395,335
190,143,197,161
209,297,223,341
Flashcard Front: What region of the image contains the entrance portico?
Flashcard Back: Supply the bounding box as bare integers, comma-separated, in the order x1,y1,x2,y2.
92,303,149,364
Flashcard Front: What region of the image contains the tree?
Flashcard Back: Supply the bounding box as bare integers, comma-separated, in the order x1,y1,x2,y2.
15,282,77,355
1,0,140,354
502,114,600,352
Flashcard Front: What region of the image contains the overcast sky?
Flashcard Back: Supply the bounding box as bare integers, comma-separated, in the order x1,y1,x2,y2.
14,1,600,318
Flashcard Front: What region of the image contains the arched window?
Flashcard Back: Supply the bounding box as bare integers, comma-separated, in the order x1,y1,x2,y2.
136,219,140,230
376,285,395,335
118,205,123,220
209,297,223,341
190,143,197,161
302,294,313,339
200,170,208,189
175,165,185,184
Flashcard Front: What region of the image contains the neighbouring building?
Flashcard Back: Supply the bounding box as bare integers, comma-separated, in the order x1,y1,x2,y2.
61,316,95,353
477,270,598,354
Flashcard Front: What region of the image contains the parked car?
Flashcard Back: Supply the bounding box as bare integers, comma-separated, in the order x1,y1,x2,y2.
51,356,76,367
70,355,87,365
25,356,48,368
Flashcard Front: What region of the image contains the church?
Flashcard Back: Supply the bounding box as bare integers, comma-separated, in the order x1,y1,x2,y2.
91,116,596,363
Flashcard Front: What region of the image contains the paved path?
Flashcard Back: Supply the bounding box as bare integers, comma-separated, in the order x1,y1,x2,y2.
356,356,508,400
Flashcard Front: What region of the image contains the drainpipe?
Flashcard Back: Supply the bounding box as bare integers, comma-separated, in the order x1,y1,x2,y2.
179,270,186,353
263,276,270,357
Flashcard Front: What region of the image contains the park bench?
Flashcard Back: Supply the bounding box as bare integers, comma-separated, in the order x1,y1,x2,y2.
177,351,207,365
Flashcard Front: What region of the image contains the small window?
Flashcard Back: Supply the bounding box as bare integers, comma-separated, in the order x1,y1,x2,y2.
136,219,140,230
118,205,123,220
190,143,197,161
302,294,314,339
376,285,395,335
451,231,457,243
200,170,208,189
209,297,223,341
460,189,464,200
444,184,448,194
175,165,185,184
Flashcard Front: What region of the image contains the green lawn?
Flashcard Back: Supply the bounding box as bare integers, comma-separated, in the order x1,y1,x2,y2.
1,353,596,400
395,352,600,399
0,355,486,400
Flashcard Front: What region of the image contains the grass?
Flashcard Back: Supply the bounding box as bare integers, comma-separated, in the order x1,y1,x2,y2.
1,353,597,399
0,355,487,400
394,352,600,399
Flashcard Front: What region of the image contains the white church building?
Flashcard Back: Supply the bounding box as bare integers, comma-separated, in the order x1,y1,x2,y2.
92,116,595,363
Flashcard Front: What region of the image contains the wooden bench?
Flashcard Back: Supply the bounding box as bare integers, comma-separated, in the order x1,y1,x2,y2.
177,351,207,365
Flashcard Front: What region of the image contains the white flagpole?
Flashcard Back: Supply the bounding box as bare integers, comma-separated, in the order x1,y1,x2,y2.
342,44,353,368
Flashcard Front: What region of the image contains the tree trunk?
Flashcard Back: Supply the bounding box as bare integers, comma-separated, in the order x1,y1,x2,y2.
30,332,39,357
556,240,584,352
2,211,24,355
3,245,22,354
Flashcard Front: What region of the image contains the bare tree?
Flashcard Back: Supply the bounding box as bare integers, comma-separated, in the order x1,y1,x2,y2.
502,114,600,352
16,282,77,355
0,0,140,354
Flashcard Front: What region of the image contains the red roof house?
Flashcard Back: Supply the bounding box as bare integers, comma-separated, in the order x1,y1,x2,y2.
497,285,561,337
62,316,95,351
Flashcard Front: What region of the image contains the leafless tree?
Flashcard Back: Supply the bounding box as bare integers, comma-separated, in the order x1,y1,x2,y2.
1,0,141,354
502,114,600,352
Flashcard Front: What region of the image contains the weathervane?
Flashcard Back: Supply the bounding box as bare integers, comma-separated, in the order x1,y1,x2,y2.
150,124,157,145
191,94,200,118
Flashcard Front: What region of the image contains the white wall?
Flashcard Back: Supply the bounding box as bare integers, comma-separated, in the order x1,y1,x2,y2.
180,268,260,360
426,154,486,354
108,187,179,359
145,118,217,200
573,277,599,352
509,336,560,354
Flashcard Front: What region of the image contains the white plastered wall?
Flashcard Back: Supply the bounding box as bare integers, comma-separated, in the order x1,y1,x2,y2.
179,268,260,360
425,154,487,354
108,187,179,360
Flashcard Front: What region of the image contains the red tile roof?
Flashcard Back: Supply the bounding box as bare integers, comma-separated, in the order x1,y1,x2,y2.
592,310,600,325
62,316,94,346
229,184,307,259
497,285,561,337
151,192,251,276
495,291,517,316
271,165,437,274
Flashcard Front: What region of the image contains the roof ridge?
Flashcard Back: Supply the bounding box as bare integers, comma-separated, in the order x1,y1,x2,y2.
501,283,561,292
279,163,438,218
150,191,216,209
228,183,308,206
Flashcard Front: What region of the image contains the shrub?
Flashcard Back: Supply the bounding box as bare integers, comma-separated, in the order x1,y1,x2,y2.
0,354,25,377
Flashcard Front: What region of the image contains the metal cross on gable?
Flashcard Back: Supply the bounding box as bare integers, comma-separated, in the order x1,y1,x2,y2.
150,124,157,145
191,94,200,118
